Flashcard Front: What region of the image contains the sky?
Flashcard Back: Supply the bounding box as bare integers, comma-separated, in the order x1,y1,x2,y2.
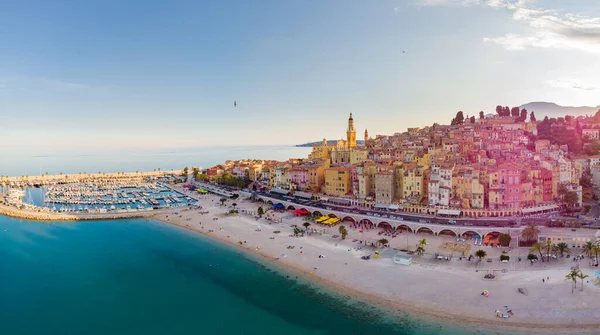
1,0,599,149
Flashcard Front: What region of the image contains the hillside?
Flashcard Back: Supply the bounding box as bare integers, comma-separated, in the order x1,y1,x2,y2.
519,102,599,118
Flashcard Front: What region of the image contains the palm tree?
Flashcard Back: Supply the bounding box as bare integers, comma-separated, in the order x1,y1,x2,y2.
232,203,237,210
475,249,487,260
418,239,427,247
338,225,348,240
378,238,389,248
531,243,545,262
415,246,425,256
577,271,589,291
565,269,578,294
593,244,600,266
521,224,540,242
545,240,553,260
554,242,570,257
583,241,595,258
302,222,311,232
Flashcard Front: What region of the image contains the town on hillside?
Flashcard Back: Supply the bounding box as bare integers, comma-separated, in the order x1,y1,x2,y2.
198,108,600,221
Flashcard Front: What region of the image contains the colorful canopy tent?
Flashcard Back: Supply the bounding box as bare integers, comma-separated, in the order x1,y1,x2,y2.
189,185,197,191
272,203,285,209
196,189,208,194
294,208,310,216
316,216,329,223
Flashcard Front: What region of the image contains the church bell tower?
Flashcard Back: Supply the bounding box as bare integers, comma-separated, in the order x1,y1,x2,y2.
346,113,357,149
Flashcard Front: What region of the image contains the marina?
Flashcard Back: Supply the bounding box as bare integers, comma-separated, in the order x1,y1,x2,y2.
0,172,196,215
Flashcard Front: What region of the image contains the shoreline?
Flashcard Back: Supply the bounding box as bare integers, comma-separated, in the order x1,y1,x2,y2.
2,190,599,333
148,196,600,334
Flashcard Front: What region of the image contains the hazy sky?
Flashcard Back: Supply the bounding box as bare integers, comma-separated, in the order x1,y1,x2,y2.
1,0,599,149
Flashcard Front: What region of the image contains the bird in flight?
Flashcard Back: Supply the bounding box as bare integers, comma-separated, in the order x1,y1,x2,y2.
234,100,237,107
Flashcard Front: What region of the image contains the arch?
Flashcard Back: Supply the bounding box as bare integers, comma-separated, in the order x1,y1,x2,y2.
484,231,501,239
438,229,457,237
313,211,323,217
328,213,338,218
396,224,413,233
377,222,393,230
416,227,434,235
267,200,273,205
359,218,373,225
358,219,374,229
287,205,296,210
257,198,265,203
461,230,482,239
342,216,356,223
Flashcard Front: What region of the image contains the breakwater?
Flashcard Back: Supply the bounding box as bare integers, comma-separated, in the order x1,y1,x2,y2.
0,203,165,222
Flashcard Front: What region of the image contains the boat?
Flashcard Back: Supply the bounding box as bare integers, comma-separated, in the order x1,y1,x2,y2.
517,288,528,296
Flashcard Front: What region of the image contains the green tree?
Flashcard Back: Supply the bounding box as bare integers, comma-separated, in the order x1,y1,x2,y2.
554,242,570,257
378,238,389,247
565,191,579,208
531,242,545,262
183,167,189,175
232,203,237,210
527,253,538,261
521,224,540,242
454,111,464,125
257,206,264,217
338,225,348,240
303,222,311,232
219,198,227,206
496,105,503,116
475,249,487,260
511,106,520,118
558,183,568,200
580,167,593,187
498,233,511,247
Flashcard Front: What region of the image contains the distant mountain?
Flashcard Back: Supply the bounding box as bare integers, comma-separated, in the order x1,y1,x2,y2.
296,140,364,147
519,102,600,118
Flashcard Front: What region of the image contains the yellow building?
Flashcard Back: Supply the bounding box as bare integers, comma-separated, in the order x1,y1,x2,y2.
248,164,263,181
529,169,544,204
308,160,329,193
401,163,425,203
324,166,351,197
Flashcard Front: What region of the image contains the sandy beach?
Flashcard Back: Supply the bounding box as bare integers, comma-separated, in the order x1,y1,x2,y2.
153,187,600,333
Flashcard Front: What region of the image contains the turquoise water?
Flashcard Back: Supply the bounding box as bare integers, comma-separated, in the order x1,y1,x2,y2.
0,215,521,335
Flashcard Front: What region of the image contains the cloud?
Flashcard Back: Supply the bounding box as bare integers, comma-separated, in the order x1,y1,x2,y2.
393,7,399,14
415,0,480,6
545,79,598,91
416,0,600,53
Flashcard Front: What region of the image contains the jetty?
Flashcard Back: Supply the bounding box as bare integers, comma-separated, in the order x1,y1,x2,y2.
0,202,167,222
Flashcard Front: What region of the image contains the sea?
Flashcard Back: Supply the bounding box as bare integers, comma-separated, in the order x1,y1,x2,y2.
0,146,532,334
0,145,313,177
0,215,526,335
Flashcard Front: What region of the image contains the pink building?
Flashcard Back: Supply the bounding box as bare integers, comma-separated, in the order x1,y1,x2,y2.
288,166,309,191
499,162,522,209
